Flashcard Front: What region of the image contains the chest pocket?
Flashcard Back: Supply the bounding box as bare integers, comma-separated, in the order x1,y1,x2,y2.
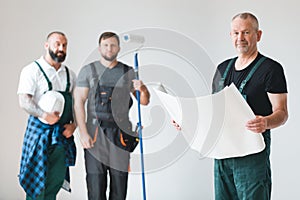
35,61,73,125
95,85,114,122
91,63,133,124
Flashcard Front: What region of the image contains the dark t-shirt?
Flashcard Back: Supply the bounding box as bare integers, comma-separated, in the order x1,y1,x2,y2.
76,61,135,120
212,53,287,117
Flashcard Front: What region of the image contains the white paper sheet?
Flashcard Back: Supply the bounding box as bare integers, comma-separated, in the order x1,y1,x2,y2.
154,84,265,159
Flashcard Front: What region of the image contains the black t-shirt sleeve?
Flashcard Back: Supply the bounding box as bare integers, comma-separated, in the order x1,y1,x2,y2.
264,61,288,94
212,68,221,93
212,59,231,93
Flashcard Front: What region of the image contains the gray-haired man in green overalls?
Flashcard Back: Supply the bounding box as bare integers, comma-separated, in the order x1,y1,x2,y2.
172,12,288,200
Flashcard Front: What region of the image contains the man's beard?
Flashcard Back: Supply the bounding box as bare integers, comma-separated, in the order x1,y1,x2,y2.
102,53,118,62
49,49,66,63
236,42,249,54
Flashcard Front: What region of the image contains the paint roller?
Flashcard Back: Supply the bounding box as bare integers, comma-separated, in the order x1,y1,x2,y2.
122,33,147,200
122,33,145,76
122,33,145,44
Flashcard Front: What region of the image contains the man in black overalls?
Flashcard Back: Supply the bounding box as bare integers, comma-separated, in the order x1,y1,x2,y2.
74,32,150,200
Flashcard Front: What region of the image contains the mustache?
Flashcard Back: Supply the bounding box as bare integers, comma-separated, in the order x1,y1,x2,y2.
237,41,248,45
56,51,66,55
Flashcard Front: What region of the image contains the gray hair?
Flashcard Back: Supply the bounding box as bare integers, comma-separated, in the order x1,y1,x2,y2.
232,12,259,30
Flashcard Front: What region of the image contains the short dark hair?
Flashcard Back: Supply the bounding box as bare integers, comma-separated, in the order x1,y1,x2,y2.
232,12,259,30
47,31,66,40
98,32,120,45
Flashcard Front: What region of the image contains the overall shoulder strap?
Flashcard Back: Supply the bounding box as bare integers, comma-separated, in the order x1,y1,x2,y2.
90,62,107,89
65,66,70,92
217,58,236,92
34,61,52,91
123,64,130,74
239,56,266,93
122,64,132,82
90,62,99,87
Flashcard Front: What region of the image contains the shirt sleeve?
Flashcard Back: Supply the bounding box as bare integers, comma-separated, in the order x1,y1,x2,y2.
76,65,91,88
128,67,135,91
17,64,37,95
211,61,228,94
68,68,77,92
265,62,288,94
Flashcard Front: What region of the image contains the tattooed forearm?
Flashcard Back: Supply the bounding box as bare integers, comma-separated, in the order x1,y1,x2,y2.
19,94,44,117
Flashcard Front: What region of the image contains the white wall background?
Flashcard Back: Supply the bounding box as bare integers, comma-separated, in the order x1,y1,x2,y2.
1,0,299,199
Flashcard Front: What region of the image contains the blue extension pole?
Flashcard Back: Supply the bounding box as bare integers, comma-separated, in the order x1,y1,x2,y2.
134,52,147,200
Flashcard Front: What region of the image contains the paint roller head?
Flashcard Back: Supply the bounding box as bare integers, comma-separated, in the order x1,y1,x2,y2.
122,34,145,44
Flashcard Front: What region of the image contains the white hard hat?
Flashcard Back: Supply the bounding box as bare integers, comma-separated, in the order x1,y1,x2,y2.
38,90,65,124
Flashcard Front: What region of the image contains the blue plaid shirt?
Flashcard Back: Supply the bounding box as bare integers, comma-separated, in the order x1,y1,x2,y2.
19,116,76,198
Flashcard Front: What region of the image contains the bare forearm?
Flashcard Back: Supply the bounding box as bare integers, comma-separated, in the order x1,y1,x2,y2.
265,109,288,129
265,92,288,130
74,101,89,135
19,94,44,117
73,87,94,148
246,93,288,134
